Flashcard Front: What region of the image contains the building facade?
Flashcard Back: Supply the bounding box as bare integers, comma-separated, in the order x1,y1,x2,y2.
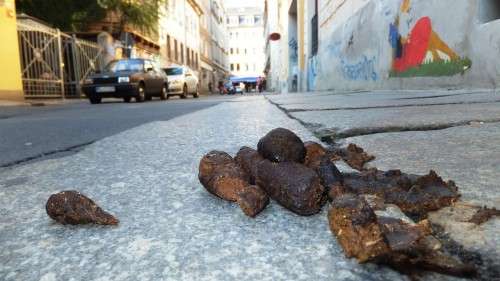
0,0,24,101
199,0,229,94
265,0,500,93
159,0,203,75
226,5,266,79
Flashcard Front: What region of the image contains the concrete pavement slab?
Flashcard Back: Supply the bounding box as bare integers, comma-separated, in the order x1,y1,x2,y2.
270,91,500,112
290,102,500,139
0,96,431,281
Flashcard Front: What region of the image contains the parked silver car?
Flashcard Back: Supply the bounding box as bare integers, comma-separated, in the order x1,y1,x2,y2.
163,66,199,99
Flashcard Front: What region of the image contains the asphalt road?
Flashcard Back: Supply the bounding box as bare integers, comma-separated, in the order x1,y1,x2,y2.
0,96,233,167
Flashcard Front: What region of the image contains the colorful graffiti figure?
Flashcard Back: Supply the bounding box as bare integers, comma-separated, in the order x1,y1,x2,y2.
389,0,471,77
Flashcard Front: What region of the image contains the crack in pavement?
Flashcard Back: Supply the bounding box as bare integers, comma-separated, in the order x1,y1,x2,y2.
265,95,500,144
0,141,95,169
283,100,500,113
316,118,500,144
395,93,471,100
265,96,323,130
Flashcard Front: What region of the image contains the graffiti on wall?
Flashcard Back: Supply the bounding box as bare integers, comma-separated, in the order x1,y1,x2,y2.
325,41,378,82
389,0,471,77
340,55,378,81
308,56,319,90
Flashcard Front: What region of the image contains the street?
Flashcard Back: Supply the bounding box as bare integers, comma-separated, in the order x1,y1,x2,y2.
2,0,500,280
1,90,499,281
0,96,232,167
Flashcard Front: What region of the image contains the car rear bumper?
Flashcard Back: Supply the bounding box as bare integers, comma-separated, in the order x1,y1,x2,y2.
168,84,184,94
82,83,139,98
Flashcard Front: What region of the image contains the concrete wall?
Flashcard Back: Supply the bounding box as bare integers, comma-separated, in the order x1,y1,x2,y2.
265,0,500,92
309,0,500,91
0,0,24,101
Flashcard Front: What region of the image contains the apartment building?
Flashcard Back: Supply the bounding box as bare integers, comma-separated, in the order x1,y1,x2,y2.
199,0,230,94
159,0,203,74
226,4,266,80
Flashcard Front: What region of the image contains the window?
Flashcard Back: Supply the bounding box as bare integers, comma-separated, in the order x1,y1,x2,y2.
174,39,178,61
181,43,184,64
144,60,154,71
230,64,234,71
230,48,234,54
244,49,247,54
311,0,319,56
187,47,191,66
478,0,500,23
236,48,239,54
254,15,262,25
245,64,249,71
239,15,245,25
237,64,240,71
167,35,171,59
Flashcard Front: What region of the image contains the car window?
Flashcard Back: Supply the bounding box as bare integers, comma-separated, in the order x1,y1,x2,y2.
153,64,162,74
144,61,154,71
105,60,144,72
165,68,183,75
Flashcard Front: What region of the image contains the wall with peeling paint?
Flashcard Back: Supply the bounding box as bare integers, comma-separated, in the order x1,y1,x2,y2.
308,0,500,91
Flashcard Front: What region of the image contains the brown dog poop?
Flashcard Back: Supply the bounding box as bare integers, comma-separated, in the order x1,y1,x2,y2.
237,185,270,218
46,191,119,225
197,129,474,278
235,146,265,185
257,160,326,216
199,150,269,217
257,128,307,163
328,194,476,277
332,143,375,171
199,150,250,202
304,141,343,192
332,169,460,219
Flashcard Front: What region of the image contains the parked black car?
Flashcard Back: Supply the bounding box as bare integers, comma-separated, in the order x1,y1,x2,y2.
82,59,168,104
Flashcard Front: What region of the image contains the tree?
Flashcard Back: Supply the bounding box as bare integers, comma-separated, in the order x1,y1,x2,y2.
96,0,164,35
16,0,164,35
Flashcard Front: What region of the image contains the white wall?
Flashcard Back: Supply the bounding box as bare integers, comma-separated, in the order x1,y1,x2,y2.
271,0,500,91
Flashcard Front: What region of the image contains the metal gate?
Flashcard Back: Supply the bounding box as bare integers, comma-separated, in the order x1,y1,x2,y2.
17,18,104,98
17,22,64,98
62,35,104,98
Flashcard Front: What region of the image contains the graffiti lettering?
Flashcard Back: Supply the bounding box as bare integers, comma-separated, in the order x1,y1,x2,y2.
340,56,378,81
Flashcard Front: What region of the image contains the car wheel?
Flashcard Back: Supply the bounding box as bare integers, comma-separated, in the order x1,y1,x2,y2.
89,95,102,104
160,84,168,100
123,97,131,103
193,85,199,98
136,84,146,102
181,84,188,99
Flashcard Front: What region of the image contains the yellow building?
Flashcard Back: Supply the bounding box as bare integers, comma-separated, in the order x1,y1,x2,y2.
0,0,23,101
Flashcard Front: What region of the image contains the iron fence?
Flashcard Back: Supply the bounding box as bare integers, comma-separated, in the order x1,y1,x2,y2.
17,21,104,99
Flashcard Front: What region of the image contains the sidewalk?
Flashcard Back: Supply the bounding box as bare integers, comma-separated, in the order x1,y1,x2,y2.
0,93,498,281
0,99,82,107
